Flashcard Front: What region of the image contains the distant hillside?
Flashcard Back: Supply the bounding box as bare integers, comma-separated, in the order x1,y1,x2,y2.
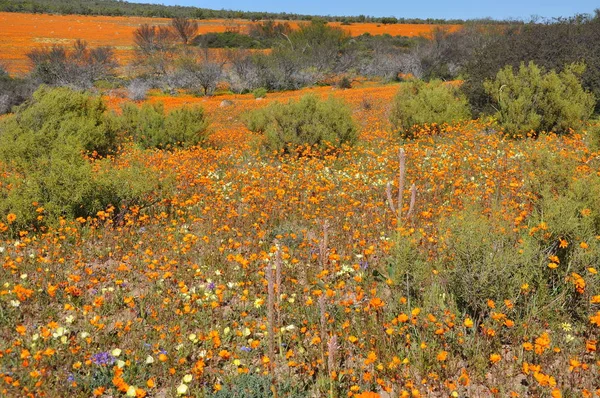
0,0,485,24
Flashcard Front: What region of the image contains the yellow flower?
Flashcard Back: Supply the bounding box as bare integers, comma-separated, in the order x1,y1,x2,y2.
464,318,474,328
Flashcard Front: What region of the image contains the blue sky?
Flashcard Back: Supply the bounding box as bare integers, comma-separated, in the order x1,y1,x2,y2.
129,0,598,20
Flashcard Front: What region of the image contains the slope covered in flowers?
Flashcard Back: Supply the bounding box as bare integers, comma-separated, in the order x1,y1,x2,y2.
1,82,599,397
0,12,459,74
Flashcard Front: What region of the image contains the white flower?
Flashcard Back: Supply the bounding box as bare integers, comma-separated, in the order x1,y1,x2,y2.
10,300,20,307
177,383,188,395
145,355,154,364
111,348,122,357
126,385,137,397
53,327,66,338
117,360,125,368
183,374,193,383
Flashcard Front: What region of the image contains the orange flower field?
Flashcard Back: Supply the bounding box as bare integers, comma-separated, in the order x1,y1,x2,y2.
0,12,459,74
1,78,600,397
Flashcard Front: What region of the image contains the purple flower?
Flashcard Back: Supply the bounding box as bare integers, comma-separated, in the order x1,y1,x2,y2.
240,346,252,352
91,351,115,366
206,282,216,291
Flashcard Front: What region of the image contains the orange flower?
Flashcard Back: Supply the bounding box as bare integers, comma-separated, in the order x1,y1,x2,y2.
534,332,551,354
6,213,16,223
355,393,381,398
590,311,600,327
489,353,502,364
436,351,448,362
369,297,385,309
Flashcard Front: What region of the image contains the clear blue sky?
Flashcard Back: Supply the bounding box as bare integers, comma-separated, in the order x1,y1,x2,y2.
129,0,598,20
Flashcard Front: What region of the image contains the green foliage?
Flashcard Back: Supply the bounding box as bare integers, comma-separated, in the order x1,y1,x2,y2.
484,62,596,137
0,86,118,158
0,87,169,232
193,32,265,49
390,79,471,137
252,87,267,99
461,16,600,115
246,94,358,154
114,102,210,149
441,207,542,318
587,123,600,151
208,374,307,398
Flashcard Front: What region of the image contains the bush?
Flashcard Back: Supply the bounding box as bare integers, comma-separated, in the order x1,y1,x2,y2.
389,79,471,137
336,76,352,89
441,207,542,318
252,87,267,99
115,102,210,149
484,62,596,137
0,87,167,232
587,123,600,151
127,79,151,101
27,40,117,88
0,86,118,157
461,17,600,115
0,70,36,115
246,94,358,154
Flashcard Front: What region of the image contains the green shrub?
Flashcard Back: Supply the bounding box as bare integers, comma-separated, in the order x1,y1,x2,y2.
246,94,358,154
484,62,595,137
586,123,600,152
0,86,119,157
389,79,471,138
208,374,307,398
440,207,543,318
115,102,210,149
252,87,267,99
0,87,170,233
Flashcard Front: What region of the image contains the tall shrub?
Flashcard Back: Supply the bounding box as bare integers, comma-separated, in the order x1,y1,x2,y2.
484,62,595,137
115,102,210,149
246,94,357,154
389,79,471,138
0,87,168,232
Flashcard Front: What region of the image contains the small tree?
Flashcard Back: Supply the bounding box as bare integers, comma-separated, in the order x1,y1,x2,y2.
246,94,358,154
484,62,596,137
133,24,176,75
27,40,116,88
390,79,471,137
171,17,199,45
